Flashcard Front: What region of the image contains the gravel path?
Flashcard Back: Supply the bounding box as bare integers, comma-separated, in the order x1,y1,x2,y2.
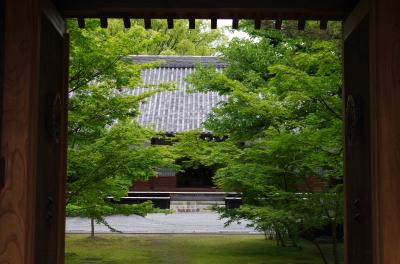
66,212,260,234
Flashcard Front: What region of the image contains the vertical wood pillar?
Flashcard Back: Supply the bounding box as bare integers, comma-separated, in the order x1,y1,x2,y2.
369,0,400,263
34,9,68,263
344,0,400,263
0,1,68,263
343,14,372,264
0,0,4,190
0,0,40,263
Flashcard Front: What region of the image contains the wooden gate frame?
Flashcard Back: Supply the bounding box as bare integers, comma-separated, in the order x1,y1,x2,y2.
1,0,400,263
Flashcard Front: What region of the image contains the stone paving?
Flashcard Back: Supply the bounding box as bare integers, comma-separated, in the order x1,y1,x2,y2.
66,212,260,234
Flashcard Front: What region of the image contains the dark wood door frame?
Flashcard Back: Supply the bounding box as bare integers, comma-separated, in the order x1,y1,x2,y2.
35,6,68,263
343,0,400,263
0,0,5,193
1,0,400,263
0,1,68,263
343,3,371,263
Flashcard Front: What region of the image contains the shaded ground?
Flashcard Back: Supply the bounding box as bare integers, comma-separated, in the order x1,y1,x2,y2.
65,234,342,264
66,212,259,234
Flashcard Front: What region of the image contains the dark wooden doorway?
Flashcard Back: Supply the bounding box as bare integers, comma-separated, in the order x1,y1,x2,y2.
1,0,400,263
34,12,68,264
0,1,68,263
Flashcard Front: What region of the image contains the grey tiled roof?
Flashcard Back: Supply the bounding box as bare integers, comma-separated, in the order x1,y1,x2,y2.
128,55,227,69
128,56,227,133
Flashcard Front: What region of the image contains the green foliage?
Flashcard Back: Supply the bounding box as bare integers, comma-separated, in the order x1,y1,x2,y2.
67,121,173,204
66,18,225,232
180,24,343,262
171,131,239,169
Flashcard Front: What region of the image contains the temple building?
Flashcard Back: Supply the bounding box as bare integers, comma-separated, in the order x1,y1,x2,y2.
122,55,240,210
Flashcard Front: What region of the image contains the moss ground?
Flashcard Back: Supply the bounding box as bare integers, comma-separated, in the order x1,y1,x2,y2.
65,234,342,264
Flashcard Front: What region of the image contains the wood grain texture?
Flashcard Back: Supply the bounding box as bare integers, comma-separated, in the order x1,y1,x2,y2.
0,0,40,263
343,0,368,40
343,15,372,264
0,0,4,191
55,0,358,20
56,32,69,264
0,1,67,264
34,13,66,264
370,0,400,263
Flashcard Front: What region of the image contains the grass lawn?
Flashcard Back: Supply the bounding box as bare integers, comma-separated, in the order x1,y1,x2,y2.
65,234,342,264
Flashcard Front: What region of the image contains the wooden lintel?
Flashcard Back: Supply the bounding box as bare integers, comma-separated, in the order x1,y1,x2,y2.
57,0,358,21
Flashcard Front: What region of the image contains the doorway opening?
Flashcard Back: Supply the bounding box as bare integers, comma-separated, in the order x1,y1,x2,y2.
64,17,345,264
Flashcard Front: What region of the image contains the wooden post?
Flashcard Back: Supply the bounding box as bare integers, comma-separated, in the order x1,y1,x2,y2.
0,0,68,263
343,12,372,264
34,4,68,263
0,0,4,192
344,0,400,263
369,0,400,263
0,0,41,263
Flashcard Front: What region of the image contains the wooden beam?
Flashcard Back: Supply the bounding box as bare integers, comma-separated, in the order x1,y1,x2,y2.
42,0,66,35
56,0,358,21
343,0,368,40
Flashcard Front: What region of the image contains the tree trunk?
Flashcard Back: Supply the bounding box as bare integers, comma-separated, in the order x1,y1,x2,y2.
331,222,339,264
312,239,328,264
276,230,286,247
90,217,95,238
